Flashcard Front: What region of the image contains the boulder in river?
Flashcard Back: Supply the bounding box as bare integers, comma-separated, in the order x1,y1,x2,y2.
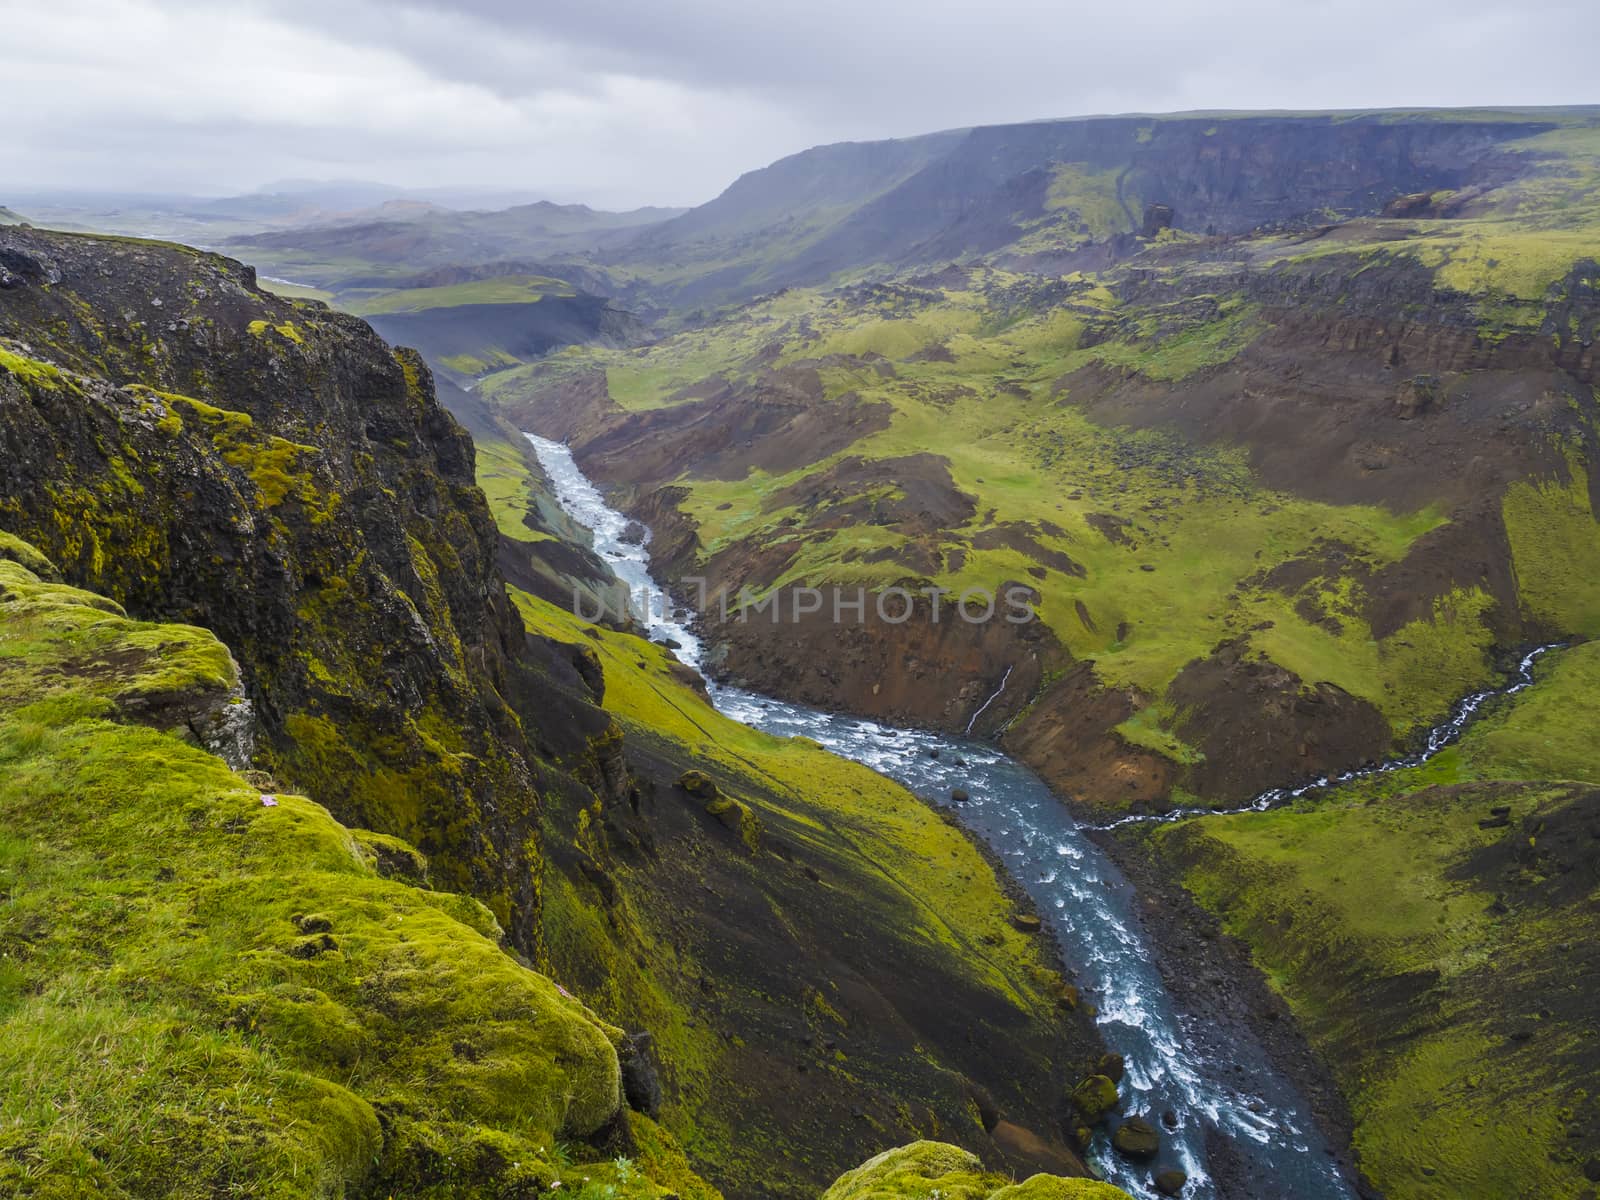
1154,1168,1188,1195
1113,1116,1161,1160
951,787,970,803
1012,913,1042,933
1069,1074,1119,1124
1095,1052,1126,1084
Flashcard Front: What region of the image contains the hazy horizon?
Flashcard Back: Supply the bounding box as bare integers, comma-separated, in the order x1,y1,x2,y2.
9,0,1598,210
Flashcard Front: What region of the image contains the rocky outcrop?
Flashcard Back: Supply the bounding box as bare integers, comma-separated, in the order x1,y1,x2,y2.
0,226,619,953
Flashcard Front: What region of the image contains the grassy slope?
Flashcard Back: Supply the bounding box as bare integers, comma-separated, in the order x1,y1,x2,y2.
0,546,712,1200
1141,642,1600,1199
463,442,1116,1195
514,585,1060,986
507,584,1092,1186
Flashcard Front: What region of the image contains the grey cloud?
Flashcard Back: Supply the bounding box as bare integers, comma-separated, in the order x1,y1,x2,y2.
8,0,1598,208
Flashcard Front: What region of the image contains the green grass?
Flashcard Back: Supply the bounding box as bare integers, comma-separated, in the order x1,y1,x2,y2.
1114,701,1205,765
473,120,1600,799
1462,641,1600,781
503,585,1124,1197
478,265,1504,766
346,274,576,316
474,437,554,544
1502,453,1600,635
509,586,1061,991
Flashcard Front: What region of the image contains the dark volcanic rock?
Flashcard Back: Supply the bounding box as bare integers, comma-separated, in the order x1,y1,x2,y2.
1113,1116,1161,1160
619,1031,664,1117
1142,202,1175,238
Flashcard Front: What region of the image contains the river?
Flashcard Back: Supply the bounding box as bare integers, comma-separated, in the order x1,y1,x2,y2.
526,432,1356,1200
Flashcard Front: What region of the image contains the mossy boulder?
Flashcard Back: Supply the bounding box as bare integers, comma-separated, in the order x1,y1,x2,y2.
820,1142,1131,1200
990,1175,1135,1199
678,768,720,798
1095,1052,1126,1084
0,529,58,579
822,1142,994,1200
706,794,763,853
1153,1168,1188,1196
1069,1074,1120,1124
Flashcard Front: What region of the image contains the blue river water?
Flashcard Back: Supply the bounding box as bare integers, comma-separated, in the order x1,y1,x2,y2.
526,433,1356,1200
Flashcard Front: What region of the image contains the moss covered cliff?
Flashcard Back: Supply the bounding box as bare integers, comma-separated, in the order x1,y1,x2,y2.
0,226,618,954
0,543,686,1198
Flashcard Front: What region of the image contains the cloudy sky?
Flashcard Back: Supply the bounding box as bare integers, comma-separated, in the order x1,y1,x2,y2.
8,0,1596,209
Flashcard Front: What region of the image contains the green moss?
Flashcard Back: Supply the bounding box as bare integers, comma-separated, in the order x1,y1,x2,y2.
1088,301,1263,381
1067,1075,1119,1124
989,1178,1131,1200
246,319,304,345
474,436,556,544
0,532,59,579
164,393,337,522
0,547,734,1200
820,1142,1126,1200
1461,641,1600,783
821,1143,999,1200
0,556,234,707
510,586,1068,1007
0,345,64,388
1114,701,1205,766
704,795,763,853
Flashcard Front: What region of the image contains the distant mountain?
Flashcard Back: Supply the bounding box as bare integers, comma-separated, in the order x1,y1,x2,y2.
224,199,686,283
602,107,1596,306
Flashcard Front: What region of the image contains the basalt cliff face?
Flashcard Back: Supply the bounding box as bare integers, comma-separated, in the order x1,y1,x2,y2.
0,228,1119,1200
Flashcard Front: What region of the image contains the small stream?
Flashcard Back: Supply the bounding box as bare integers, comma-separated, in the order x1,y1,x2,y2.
527,433,1358,1200
1098,644,1562,831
